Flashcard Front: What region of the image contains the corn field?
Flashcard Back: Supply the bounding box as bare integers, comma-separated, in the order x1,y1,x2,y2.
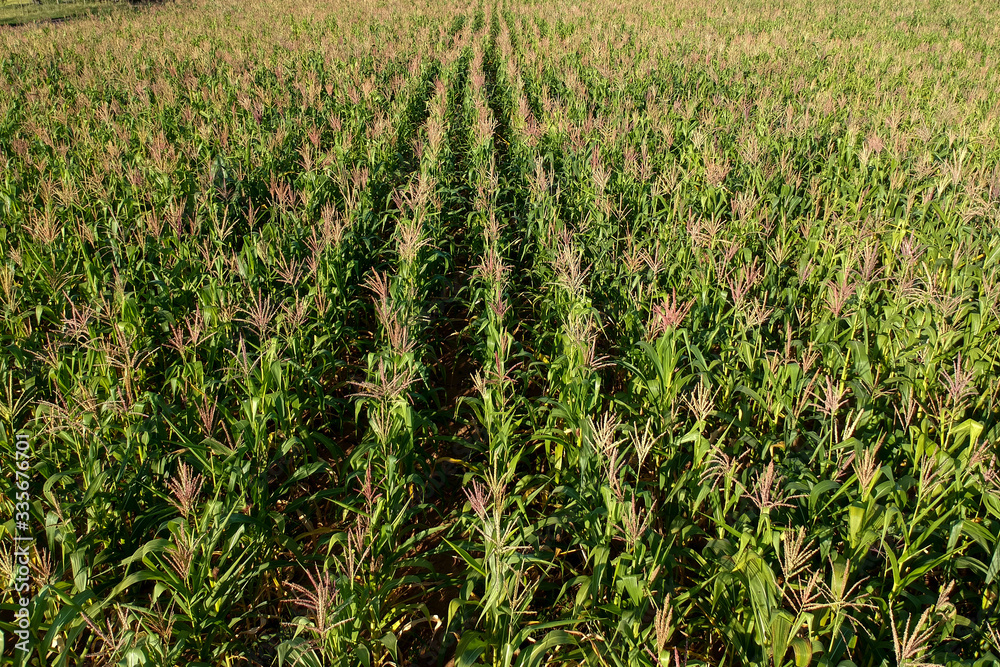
1,0,1000,664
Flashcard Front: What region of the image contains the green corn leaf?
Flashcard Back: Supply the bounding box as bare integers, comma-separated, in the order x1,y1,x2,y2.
442,537,487,578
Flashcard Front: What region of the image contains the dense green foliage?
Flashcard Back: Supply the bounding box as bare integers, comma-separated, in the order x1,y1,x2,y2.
1,0,1000,664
